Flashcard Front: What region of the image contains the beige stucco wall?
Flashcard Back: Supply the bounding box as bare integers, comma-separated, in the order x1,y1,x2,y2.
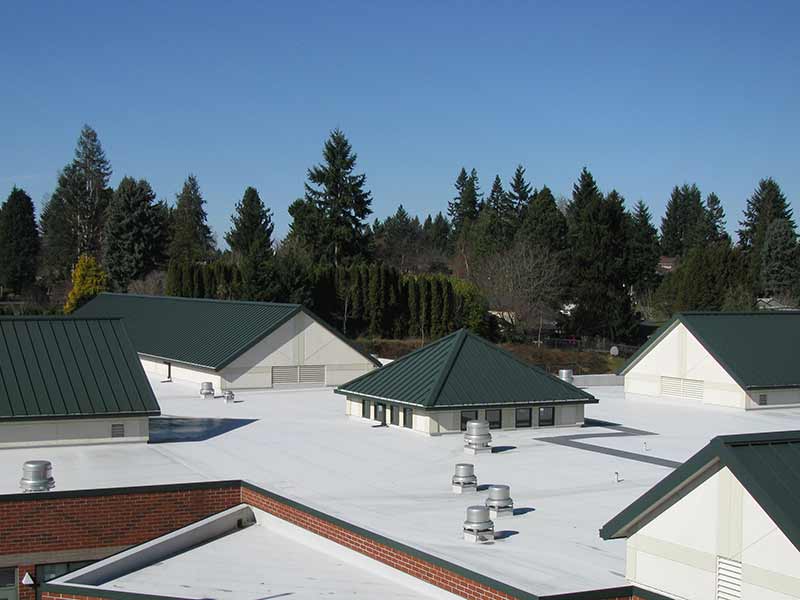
0,416,150,448
624,322,747,408
626,466,800,599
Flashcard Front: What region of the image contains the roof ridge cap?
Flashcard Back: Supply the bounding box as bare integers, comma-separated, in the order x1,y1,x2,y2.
424,329,469,408
99,292,302,308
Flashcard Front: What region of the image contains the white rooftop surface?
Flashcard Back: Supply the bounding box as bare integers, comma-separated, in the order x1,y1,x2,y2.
2,379,799,596
89,507,460,599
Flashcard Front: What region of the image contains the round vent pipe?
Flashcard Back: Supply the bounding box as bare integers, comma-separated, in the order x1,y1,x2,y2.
485,484,514,518
452,463,477,493
20,460,55,493
464,420,491,455
558,369,574,384
463,505,494,543
200,382,214,399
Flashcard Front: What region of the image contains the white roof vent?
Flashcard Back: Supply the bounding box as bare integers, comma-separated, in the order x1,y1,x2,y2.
224,390,235,403
20,460,55,493
200,382,214,399
485,484,514,518
463,505,494,543
558,369,574,384
464,420,491,455
452,463,477,494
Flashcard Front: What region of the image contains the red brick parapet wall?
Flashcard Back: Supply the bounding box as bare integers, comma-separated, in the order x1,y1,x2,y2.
0,480,662,600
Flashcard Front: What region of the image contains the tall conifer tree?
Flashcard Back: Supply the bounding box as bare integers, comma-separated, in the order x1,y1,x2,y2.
0,187,40,294
169,175,215,263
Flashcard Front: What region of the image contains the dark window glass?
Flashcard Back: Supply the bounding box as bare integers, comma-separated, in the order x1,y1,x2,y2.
486,409,502,429
375,403,386,424
390,405,400,426
37,561,94,584
403,407,413,428
515,408,532,428
0,567,15,588
361,399,370,418
538,406,555,427
460,410,478,431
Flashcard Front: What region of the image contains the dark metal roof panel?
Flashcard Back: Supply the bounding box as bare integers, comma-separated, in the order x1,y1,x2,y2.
0,317,160,420
337,329,596,408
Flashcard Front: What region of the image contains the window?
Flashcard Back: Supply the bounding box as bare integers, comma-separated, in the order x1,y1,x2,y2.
37,561,94,584
0,568,16,600
390,405,399,426
460,410,478,431
515,408,532,428
758,394,768,406
375,403,386,424
403,407,413,429
538,406,555,427
361,399,371,419
111,423,125,438
486,409,502,429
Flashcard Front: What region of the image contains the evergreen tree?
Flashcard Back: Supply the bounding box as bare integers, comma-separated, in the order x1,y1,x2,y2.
372,205,419,271
226,187,276,300
448,168,480,234
69,125,112,257
169,175,215,263
180,262,193,297
40,165,83,283
295,129,373,266
487,175,517,247
626,200,661,294
441,278,454,334
64,255,108,314
103,177,168,290
407,277,419,336
428,212,450,251
193,265,205,298
704,192,729,243
368,264,382,337
418,277,431,339
507,164,533,215
0,187,40,294
660,184,706,256
516,186,567,253
760,218,798,297
166,260,181,296
430,277,442,338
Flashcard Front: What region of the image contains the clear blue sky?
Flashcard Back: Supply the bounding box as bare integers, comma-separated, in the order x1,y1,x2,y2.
2,1,798,246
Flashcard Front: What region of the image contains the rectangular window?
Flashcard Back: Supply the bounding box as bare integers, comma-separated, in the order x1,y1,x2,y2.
538,406,555,427
37,561,94,584
375,403,386,424
361,399,370,419
460,410,478,431
486,409,502,429
0,568,16,600
403,407,413,429
758,394,768,406
515,408,532,428
390,405,399,426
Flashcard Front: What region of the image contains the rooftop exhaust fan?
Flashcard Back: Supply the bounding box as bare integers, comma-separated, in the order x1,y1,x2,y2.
485,484,514,518
223,390,235,403
20,460,55,493
463,505,494,543
558,369,574,384
200,382,214,399
464,420,491,455
452,463,477,494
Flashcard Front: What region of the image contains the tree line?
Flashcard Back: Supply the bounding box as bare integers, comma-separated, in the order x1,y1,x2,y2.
0,124,796,343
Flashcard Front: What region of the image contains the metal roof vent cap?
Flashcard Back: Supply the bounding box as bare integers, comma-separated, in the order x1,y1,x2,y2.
463,505,494,543
452,463,477,493
464,420,491,455
485,484,514,518
20,460,55,493
200,382,214,399
558,369,574,384
223,390,235,403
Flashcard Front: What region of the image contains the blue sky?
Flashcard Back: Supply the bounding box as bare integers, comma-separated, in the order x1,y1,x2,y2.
1,1,798,245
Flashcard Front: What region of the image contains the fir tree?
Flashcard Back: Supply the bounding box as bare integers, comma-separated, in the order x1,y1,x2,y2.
626,200,661,294
180,262,193,297
69,125,112,257
226,187,276,299
507,164,533,215
430,277,442,338
760,218,798,297
166,260,181,296
487,175,517,246
169,175,215,263
704,192,729,243
448,168,480,234
368,264,382,337
418,277,431,340
660,184,706,256
407,277,419,336
64,255,108,314
441,278,454,334
516,186,567,253
0,187,40,294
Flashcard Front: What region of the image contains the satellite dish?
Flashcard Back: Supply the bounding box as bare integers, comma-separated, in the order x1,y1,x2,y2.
610,346,619,357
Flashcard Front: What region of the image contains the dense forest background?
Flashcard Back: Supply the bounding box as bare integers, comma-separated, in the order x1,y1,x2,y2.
1,126,797,355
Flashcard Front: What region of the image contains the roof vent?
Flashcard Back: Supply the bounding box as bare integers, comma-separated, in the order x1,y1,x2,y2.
463,505,494,543
485,484,514,518
464,420,491,455
20,460,55,493
558,369,574,384
200,382,214,399
224,390,235,403
452,463,477,494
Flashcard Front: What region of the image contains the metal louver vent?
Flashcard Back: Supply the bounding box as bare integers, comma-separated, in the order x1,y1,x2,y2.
299,365,325,384
716,557,742,600
661,376,704,400
111,423,125,438
272,366,299,385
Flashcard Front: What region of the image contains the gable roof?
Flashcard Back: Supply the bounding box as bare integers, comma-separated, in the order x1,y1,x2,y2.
0,317,160,421
335,329,596,409
600,430,800,552
619,311,800,390
76,293,379,371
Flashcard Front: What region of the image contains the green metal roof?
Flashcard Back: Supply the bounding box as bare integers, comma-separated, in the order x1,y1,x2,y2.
0,317,160,421
336,329,596,409
620,311,800,390
76,293,379,371
600,430,800,552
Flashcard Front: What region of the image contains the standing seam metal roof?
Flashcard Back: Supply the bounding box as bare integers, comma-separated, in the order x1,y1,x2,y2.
620,312,800,389
0,317,160,420
336,329,596,408
75,293,379,371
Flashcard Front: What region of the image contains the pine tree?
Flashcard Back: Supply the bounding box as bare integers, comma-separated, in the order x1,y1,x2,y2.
448,168,480,234
441,278,453,334
68,125,112,257
0,187,40,294
226,187,275,299
626,200,661,294
103,177,168,290
298,129,372,266
418,277,431,340
166,260,181,296
407,277,419,336
760,218,798,297
170,175,215,263
64,255,108,314
180,262,193,297
487,175,517,247
193,265,205,298
704,192,729,243
507,164,533,215
516,186,567,253
368,264,382,337
429,277,442,338
660,184,707,256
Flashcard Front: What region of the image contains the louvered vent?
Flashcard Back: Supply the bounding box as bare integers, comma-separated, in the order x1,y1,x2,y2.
716,557,742,600
111,423,125,438
299,365,325,384
272,366,299,385
660,376,704,400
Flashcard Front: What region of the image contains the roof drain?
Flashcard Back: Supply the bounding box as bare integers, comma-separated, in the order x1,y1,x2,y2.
463,506,494,543
452,463,477,494
464,420,491,455
200,382,214,399
485,484,514,518
20,460,55,493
